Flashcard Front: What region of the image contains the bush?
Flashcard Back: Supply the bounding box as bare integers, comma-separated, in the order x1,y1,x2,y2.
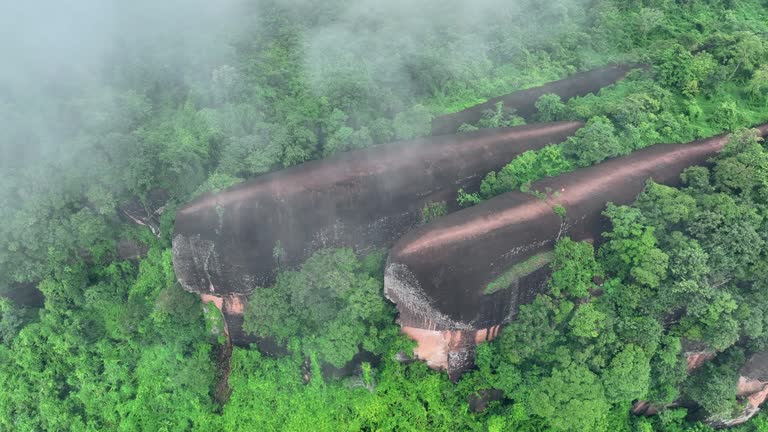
562,116,627,167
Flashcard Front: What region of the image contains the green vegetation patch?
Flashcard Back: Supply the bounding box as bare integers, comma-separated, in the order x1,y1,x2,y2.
421,200,448,224
484,250,555,295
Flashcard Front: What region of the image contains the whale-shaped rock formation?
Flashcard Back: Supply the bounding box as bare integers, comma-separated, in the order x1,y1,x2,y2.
431,64,640,135
173,122,583,344
173,122,582,296
171,64,640,348
385,124,768,377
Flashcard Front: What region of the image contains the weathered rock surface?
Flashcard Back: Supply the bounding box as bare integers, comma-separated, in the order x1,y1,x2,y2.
199,293,286,354
430,64,641,135
386,125,768,376
118,189,169,237
402,325,502,381
172,122,582,298
171,65,640,350
684,339,717,372
707,352,768,427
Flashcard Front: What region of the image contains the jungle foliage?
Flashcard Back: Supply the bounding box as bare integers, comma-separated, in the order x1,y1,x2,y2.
2,0,768,431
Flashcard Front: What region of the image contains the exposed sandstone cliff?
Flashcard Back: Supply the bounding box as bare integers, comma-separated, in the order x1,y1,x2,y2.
709,352,768,427
173,122,583,345
632,348,768,427
385,126,768,377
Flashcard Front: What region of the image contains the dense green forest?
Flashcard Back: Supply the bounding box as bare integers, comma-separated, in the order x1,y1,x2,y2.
2,0,768,430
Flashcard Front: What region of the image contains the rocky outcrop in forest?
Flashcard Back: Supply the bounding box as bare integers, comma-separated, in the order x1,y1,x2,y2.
171,65,641,347
430,64,640,135
173,122,581,295
385,125,768,377
173,122,583,343
633,348,768,427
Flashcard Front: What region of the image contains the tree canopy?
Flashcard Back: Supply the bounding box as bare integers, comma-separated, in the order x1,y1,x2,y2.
2,0,768,430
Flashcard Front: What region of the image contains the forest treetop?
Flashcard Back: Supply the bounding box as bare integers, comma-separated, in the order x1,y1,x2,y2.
1,0,768,430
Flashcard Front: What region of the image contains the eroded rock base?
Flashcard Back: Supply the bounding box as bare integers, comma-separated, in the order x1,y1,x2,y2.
633,348,768,427
401,325,502,380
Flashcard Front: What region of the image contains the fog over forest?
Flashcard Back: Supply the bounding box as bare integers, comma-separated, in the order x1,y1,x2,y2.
2,1,768,431
0,0,587,169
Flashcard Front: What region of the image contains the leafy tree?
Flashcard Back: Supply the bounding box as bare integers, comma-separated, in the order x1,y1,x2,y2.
244,249,395,367
635,8,665,40
535,93,566,122
139,101,216,199
712,100,744,131
479,145,572,199
421,201,448,224
393,105,433,139
601,344,651,402
724,32,767,80
549,238,601,298
476,101,525,129
456,188,482,207
712,129,768,200
686,196,763,280
526,363,610,431
681,166,714,194
683,362,739,420
0,249,217,430
0,298,32,344
599,204,669,289
490,294,569,371
217,132,283,178
655,45,717,97
647,335,687,404
748,65,768,100
666,233,710,283
570,302,608,339
635,181,697,230
562,116,626,167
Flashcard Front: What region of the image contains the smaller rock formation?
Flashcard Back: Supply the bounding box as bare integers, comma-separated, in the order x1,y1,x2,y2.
430,64,642,135
710,352,768,427
0,282,44,308
385,125,768,377
117,238,149,261
118,189,169,237
683,340,717,372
